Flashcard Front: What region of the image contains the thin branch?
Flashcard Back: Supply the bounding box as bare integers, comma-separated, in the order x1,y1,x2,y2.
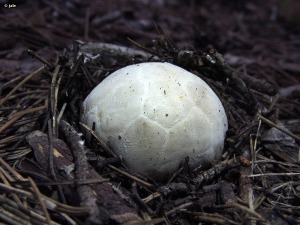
257,114,300,142
248,173,300,177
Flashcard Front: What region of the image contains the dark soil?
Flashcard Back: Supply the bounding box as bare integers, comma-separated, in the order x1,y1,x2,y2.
0,1,299,224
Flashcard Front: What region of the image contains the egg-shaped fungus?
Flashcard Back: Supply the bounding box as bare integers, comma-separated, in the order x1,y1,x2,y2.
81,62,228,181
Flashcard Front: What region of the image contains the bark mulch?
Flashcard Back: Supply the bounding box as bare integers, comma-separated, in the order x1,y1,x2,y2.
0,1,299,224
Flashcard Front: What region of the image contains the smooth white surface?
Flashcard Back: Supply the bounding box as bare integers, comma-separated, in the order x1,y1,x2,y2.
82,62,228,180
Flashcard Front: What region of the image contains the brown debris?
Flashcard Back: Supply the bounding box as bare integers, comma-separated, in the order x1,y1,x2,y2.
1,1,300,224
26,129,143,224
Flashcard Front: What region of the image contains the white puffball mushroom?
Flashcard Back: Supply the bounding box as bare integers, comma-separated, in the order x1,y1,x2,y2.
81,62,228,181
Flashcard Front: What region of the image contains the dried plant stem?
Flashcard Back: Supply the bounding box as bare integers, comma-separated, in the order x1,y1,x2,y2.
108,165,153,189
59,120,103,223
57,102,67,124
50,65,61,137
185,211,240,225
80,122,118,158
127,37,158,56
0,167,22,204
0,157,26,181
77,42,154,59
0,194,61,225
257,114,300,142
143,192,161,203
27,49,53,67
248,172,300,177
125,218,165,225
0,105,47,134
0,183,90,215
0,65,46,105
193,159,238,189
13,178,109,187
193,215,227,225
28,177,51,225
47,119,55,180
0,208,27,225
229,203,266,222
47,119,66,205
165,202,194,216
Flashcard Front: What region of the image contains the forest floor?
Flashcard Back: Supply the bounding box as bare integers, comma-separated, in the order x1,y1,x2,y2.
0,1,299,224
